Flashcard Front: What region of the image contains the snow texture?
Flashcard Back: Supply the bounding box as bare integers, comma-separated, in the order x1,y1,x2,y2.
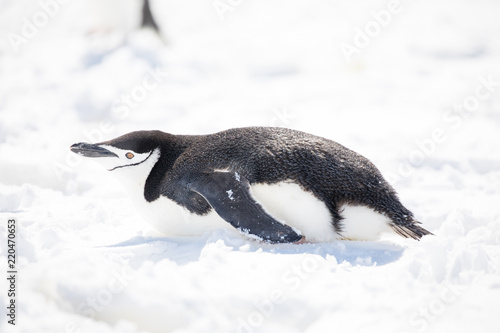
1,0,500,332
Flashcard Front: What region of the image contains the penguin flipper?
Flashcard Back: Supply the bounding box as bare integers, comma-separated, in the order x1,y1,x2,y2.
184,171,303,243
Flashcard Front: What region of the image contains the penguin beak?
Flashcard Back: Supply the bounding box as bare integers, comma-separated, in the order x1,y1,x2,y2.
70,143,118,158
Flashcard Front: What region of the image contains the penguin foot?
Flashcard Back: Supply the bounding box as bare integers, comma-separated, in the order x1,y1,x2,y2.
294,236,307,244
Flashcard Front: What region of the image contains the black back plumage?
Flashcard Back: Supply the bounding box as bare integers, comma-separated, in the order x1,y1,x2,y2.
101,127,431,239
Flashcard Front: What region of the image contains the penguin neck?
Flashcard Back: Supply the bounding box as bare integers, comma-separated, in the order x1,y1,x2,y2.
143,149,167,202
143,143,189,202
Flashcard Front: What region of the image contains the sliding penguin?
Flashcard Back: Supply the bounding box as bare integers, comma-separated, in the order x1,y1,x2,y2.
70,127,431,243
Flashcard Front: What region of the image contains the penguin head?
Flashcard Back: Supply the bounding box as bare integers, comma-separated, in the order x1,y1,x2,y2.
70,131,163,181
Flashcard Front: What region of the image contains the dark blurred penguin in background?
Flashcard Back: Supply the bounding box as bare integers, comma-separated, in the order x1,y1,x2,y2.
141,0,160,33
81,0,165,62
84,0,163,40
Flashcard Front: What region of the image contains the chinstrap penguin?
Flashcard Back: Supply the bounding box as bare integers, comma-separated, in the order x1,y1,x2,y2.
70,127,432,243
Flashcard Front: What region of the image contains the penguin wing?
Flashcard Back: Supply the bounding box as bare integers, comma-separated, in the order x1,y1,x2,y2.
184,171,303,243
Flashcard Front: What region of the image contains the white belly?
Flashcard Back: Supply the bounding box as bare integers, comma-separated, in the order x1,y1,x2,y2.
132,193,233,237
338,205,393,240
131,181,393,242
250,182,338,242
249,182,393,242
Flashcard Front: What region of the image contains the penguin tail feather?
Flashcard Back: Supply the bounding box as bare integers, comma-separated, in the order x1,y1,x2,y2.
390,220,433,240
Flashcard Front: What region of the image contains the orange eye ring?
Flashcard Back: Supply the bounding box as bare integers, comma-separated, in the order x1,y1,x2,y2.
126,152,134,159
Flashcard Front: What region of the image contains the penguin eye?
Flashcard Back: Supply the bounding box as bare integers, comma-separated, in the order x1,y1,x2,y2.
125,152,134,159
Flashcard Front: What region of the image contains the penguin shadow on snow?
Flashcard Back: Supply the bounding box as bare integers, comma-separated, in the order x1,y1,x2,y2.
270,239,405,266
104,231,405,267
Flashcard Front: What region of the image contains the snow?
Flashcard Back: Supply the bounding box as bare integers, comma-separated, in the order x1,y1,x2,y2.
1,0,500,332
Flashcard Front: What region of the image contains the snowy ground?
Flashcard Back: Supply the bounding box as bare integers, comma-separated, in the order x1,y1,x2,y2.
1,0,500,332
